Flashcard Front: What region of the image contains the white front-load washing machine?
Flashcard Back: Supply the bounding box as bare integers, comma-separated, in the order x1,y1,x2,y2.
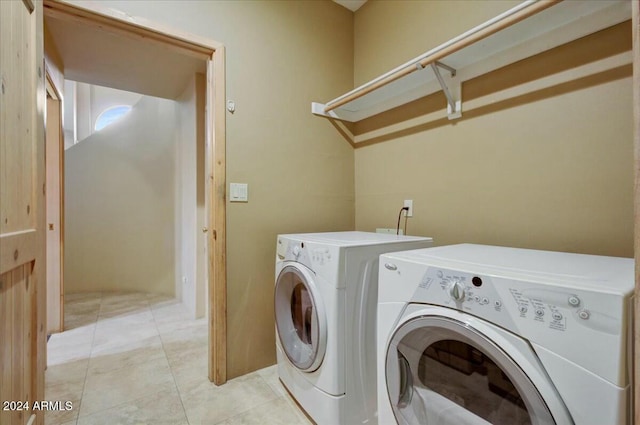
377,244,634,425
275,232,433,425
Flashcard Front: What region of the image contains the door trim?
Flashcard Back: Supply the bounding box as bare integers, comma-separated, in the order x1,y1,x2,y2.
632,1,639,423
42,0,228,384
44,70,64,333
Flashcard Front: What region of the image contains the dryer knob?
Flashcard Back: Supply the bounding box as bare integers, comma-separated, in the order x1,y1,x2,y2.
448,280,466,302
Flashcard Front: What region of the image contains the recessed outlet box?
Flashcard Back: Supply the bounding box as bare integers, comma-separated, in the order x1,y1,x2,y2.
404,200,413,217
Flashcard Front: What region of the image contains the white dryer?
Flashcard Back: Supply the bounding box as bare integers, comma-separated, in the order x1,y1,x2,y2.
377,244,634,425
275,232,433,425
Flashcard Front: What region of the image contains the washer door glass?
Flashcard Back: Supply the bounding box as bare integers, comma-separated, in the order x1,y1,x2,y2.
386,316,556,425
275,265,326,371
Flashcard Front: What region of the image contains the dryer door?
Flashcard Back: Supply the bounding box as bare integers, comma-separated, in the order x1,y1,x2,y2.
275,264,327,372
386,315,559,425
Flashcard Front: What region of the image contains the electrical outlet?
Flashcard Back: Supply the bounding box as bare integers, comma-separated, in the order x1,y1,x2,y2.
404,200,413,217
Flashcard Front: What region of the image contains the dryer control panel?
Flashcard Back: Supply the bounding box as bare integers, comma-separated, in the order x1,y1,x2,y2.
415,266,623,337
402,264,630,389
417,267,516,330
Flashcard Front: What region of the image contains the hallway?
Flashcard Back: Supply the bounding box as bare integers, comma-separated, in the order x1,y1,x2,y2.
45,292,310,425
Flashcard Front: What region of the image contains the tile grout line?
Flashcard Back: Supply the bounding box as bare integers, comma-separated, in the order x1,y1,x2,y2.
205,374,307,425
211,397,282,425
213,372,285,424
76,293,174,423
152,299,192,425
72,291,103,425
256,370,312,425
54,293,210,424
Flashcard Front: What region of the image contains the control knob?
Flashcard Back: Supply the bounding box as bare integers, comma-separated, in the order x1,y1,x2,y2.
448,280,466,302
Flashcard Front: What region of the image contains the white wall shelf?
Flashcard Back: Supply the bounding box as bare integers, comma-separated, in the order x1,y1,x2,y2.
312,0,631,124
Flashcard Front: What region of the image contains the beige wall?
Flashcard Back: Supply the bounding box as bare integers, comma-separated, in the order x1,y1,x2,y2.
65,96,178,295
71,0,355,378
354,0,520,85
353,1,633,257
175,73,207,319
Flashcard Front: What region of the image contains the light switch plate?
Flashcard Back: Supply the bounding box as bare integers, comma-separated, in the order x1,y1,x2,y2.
230,183,248,202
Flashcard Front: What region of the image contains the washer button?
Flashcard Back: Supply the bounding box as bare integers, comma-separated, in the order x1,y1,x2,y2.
552,311,563,321
578,309,590,320
494,300,502,308
481,298,489,305
518,305,528,314
568,296,581,307
535,309,544,317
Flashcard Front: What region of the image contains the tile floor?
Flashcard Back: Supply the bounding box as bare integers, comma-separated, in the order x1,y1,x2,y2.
46,292,312,425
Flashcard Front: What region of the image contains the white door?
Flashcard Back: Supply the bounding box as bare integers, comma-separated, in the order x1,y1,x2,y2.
385,315,567,425
274,263,327,371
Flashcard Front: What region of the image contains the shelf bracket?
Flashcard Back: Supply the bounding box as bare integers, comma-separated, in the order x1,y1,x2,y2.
433,61,456,77
427,62,462,120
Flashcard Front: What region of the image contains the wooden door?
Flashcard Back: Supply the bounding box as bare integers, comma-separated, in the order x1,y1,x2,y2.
45,85,63,334
633,1,639,423
0,1,46,424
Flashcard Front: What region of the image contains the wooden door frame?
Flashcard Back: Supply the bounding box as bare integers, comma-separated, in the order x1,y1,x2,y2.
42,0,228,384
44,70,64,333
633,1,639,424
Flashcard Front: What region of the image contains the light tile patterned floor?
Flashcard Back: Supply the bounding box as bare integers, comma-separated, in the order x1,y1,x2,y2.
45,292,312,425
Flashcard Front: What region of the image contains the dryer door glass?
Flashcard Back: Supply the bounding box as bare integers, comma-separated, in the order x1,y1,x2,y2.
275,265,326,371
386,316,556,425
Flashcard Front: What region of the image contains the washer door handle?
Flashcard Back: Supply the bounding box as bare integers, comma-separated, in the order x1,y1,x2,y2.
385,263,398,271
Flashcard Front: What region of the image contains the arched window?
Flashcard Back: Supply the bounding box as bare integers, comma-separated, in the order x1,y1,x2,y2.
94,105,132,131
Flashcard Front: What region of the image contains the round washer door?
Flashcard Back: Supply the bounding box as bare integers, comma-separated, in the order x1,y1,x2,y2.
275,264,327,372
386,315,558,425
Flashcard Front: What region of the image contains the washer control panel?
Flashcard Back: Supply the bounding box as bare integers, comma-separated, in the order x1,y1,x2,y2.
276,237,337,277
277,238,314,269
310,247,332,265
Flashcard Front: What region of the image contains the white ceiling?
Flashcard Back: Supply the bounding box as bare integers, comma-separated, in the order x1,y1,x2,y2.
333,0,367,12
45,14,206,100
